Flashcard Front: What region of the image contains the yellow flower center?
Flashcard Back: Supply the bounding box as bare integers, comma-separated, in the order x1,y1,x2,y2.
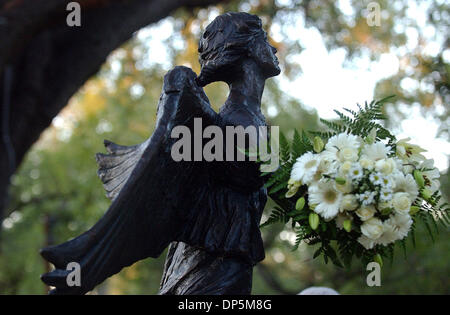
324,190,337,203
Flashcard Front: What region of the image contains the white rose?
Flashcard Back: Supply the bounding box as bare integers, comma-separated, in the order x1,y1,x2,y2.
339,161,353,174
361,217,383,240
341,194,358,211
339,147,358,162
392,192,411,214
356,205,376,221
375,158,395,175
335,178,352,194
359,156,374,170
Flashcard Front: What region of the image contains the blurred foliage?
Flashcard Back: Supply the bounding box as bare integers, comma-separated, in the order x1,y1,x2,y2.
0,0,448,294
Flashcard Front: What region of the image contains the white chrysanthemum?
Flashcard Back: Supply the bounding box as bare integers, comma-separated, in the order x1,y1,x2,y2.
394,213,413,239
362,142,390,161
379,188,393,202
393,173,419,201
323,133,360,163
349,163,364,181
358,235,376,250
380,174,394,188
381,213,412,241
361,217,384,240
308,180,343,220
358,191,376,206
369,172,383,186
291,152,321,185
377,221,399,246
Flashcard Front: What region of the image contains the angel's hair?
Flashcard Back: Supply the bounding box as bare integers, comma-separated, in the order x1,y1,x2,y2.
197,12,265,87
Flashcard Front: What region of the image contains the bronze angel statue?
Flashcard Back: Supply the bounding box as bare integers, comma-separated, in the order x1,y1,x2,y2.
40,12,280,295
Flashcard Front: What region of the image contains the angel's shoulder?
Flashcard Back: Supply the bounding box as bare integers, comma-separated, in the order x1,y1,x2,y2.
163,66,199,93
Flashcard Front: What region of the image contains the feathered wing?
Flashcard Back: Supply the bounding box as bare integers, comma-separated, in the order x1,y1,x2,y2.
96,139,149,201
40,66,218,294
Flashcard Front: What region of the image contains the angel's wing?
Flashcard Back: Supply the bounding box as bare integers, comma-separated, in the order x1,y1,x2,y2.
40,66,218,294
95,139,149,201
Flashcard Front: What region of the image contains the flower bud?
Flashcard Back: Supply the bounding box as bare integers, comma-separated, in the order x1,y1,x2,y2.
368,128,377,143
313,136,324,153
409,205,420,215
413,170,425,188
285,187,297,198
286,179,301,198
309,213,319,230
296,197,305,211
374,254,383,268
365,136,374,144
288,178,301,188
343,220,352,232
421,188,432,201
335,177,346,185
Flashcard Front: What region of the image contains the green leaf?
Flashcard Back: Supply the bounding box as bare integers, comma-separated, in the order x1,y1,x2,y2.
260,207,288,228
279,131,291,164
313,247,322,259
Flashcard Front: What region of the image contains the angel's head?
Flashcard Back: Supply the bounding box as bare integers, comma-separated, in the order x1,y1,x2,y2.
196,12,280,87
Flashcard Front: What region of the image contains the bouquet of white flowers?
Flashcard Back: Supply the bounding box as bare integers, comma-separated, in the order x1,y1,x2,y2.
262,97,449,267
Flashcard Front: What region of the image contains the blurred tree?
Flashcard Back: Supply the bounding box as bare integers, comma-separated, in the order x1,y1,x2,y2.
1,40,168,293
1,0,448,294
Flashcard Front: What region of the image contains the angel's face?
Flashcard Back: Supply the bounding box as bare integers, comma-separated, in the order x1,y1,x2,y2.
251,33,281,78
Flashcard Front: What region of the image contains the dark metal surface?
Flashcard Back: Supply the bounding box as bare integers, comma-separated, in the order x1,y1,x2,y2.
40,12,280,295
